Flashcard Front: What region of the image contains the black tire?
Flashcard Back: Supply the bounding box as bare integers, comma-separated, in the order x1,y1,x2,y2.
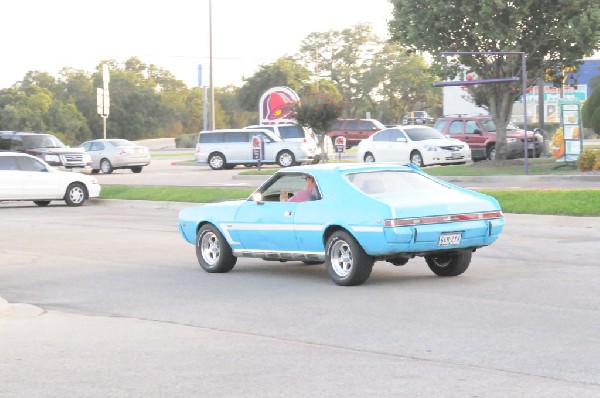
196,224,237,273
277,150,295,167
34,201,51,207
64,183,87,206
326,230,373,286
410,150,424,167
364,152,376,163
487,145,496,160
208,152,226,170
100,159,113,174
425,251,472,276
131,166,143,173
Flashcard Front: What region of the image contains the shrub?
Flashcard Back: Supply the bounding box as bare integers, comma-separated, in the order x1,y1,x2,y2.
175,133,198,148
577,149,598,171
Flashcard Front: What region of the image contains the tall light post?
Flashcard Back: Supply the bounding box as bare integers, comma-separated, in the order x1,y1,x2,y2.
96,64,110,139
208,0,215,130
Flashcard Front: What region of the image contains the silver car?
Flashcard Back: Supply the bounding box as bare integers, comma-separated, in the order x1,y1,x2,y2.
80,139,151,174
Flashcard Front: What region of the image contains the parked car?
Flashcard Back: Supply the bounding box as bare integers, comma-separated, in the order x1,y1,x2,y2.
356,126,471,167
245,123,321,162
80,139,151,174
194,128,318,170
0,152,101,206
0,131,92,172
326,118,386,147
403,111,434,125
433,115,543,160
178,163,504,286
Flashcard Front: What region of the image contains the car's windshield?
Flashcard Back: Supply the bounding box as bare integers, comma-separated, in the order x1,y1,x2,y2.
480,119,519,132
346,170,450,195
404,127,445,141
23,135,66,149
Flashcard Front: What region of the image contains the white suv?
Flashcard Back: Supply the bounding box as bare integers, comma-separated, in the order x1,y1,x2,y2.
245,123,322,161
194,128,318,170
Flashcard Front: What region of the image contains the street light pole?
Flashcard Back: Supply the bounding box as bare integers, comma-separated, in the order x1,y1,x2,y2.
209,0,215,130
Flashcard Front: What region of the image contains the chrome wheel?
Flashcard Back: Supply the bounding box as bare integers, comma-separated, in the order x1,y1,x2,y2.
100,159,113,174
410,151,423,167
200,231,220,266
277,150,295,167
330,239,353,278
65,183,86,206
208,153,225,170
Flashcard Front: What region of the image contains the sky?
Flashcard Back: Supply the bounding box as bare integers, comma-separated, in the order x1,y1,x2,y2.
2,0,394,89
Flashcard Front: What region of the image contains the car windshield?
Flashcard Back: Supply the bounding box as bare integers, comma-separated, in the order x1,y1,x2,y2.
346,170,450,195
480,119,520,132
404,127,445,141
22,135,66,149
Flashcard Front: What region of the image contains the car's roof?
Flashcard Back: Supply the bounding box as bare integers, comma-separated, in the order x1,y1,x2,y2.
277,162,413,176
0,131,47,136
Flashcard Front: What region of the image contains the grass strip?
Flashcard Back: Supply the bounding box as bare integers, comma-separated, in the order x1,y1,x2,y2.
100,186,600,216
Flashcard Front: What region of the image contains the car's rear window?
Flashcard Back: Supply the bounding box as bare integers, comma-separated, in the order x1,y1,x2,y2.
108,139,134,147
346,170,450,195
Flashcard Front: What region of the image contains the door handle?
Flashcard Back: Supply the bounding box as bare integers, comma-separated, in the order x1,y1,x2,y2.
284,211,292,217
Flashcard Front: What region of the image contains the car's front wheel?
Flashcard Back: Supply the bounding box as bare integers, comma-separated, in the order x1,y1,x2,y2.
364,152,376,162
425,251,472,276
64,183,87,206
326,230,373,286
196,224,237,273
277,150,295,167
410,150,424,167
100,159,113,174
131,166,143,173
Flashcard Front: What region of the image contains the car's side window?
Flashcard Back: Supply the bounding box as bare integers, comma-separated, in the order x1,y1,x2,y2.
433,120,447,132
90,142,104,151
258,174,319,202
373,130,391,142
448,121,464,134
0,156,18,170
227,132,249,143
345,120,359,130
17,156,46,172
0,137,12,151
390,129,407,142
465,121,479,134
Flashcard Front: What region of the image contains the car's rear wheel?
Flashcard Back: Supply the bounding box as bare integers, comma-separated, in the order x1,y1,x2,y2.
487,145,496,160
64,183,87,206
326,231,373,286
100,159,113,174
364,152,376,162
301,260,324,265
208,152,226,170
196,224,237,273
410,150,424,167
131,166,143,173
277,150,295,167
34,201,51,207
425,251,472,276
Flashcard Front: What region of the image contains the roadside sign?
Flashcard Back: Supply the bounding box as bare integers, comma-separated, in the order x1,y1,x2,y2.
335,136,346,153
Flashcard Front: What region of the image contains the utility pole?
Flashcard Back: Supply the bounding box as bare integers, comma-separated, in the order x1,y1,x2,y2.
209,0,215,130
96,64,110,139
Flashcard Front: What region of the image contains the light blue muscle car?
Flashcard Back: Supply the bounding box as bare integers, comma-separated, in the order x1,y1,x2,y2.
178,163,504,286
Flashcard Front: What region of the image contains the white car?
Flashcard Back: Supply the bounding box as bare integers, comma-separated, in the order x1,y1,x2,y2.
0,152,101,206
80,139,151,174
356,125,471,167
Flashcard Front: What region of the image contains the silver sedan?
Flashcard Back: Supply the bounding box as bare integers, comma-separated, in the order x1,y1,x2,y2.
80,139,151,174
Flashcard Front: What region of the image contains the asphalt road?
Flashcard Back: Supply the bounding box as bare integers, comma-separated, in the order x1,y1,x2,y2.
1,201,599,397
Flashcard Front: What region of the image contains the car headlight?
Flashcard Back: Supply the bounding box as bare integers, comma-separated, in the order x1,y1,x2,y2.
507,138,519,144
424,145,439,152
44,154,60,163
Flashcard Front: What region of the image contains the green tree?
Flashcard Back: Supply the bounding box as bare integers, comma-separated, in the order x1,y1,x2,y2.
582,84,600,135
237,58,312,112
389,0,600,159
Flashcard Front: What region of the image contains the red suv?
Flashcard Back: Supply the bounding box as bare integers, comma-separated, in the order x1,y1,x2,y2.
327,118,385,147
433,115,543,160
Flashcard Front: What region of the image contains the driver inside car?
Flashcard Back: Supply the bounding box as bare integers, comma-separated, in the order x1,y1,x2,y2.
280,175,320,202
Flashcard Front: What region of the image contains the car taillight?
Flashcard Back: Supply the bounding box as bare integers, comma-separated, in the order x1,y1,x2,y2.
384,211,503,227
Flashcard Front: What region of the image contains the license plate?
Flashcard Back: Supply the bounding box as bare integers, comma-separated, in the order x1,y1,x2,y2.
451,152,462,159
438,232,462,246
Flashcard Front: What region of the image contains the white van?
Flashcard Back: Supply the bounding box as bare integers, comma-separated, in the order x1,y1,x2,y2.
194,129,318,170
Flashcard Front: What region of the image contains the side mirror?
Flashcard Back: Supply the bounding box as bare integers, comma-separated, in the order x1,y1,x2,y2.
251,193,264,204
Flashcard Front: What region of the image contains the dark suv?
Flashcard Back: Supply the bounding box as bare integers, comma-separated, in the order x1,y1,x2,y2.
433,116,543,160
327,118,385,147
0,131,92,172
